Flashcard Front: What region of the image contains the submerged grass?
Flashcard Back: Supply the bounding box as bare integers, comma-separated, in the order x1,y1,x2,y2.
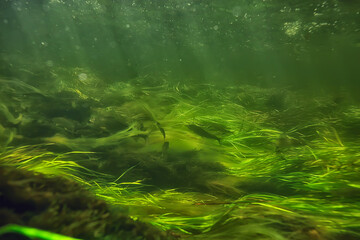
0,144,149,206
0,145,103,186
1,76,360,239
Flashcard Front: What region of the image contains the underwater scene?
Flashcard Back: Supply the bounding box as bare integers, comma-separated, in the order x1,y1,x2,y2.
0,0,360,239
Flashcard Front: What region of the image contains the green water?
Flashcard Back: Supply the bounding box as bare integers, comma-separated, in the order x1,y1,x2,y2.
1,1,360,239
1,0,359,90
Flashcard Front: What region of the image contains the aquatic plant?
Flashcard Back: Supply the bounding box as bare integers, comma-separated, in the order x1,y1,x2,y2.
1,78,360,239
0,224,81,240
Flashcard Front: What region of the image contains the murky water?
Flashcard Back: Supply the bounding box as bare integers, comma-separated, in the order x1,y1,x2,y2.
1,1,360,239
